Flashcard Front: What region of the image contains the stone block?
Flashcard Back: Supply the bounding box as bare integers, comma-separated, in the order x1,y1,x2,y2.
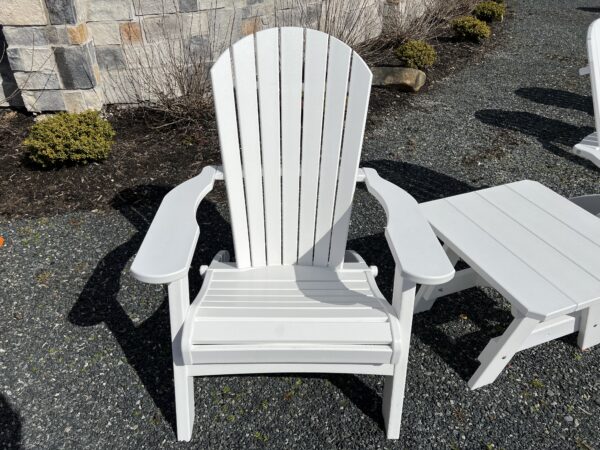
21,90,66,112
62,90,87,112
67,23,90,45
88,22,122,45
82,88,105,110
3,27,49,47
241,17,261,36
0,0,47,26
120,22,143,44
48,26,71,45
101,69,139,103
13,71,61,90
96,45,126,70
199,0,230,10
133,0,178,15
45,0,78,25
7,47,56,72
0,81,23,108
54,42,98,89
88,0,132,21
142,14,199,42
179,0,198,12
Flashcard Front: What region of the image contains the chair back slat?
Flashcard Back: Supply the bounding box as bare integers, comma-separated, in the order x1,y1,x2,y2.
255,28,283,266
211,27,372,268
280,28,305,265
312,37,353,266
211,49,252,268
329,55,373,267
298,29,329,265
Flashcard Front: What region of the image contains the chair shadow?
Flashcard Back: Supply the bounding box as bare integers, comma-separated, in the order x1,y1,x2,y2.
69,185,232,433
0,393,22,449
475,109,596,168
577,6,600,13
515,87,594,115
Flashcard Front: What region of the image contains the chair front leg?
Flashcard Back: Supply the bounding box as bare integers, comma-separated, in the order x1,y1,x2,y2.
168,276,195,441
383,268,416,439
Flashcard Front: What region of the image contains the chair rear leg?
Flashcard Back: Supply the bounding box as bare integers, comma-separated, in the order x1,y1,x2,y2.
174,364,195,441
578,304,600,350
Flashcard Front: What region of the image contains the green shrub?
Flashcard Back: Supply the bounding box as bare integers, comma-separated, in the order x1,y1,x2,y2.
473,1,506,22
395,40,437,70
25,111,115,167
451,16,492,42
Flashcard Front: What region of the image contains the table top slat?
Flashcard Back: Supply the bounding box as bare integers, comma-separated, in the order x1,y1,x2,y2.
421,194,576,320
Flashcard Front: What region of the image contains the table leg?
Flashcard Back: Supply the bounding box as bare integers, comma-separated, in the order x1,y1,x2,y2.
578,304,600,350
469,316,539,389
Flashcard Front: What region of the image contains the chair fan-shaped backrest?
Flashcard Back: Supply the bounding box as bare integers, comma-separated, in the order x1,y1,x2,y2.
588,19,600,142
211,27,372,269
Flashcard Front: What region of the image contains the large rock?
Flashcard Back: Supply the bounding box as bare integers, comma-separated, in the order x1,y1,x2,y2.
371,66,426,92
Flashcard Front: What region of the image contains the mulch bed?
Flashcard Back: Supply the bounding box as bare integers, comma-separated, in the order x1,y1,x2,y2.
0,110,222,218
0,19,505,219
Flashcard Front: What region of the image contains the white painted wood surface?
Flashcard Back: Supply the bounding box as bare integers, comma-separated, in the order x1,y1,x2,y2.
420,180,600,388
212,28,373,268
363,168,455,285
255,28,282,266
298,29,329,265
328,58,373,267
132,27,455,441
231,35,267,267
130,165,223,284
421,181,600,320
573,19,600,166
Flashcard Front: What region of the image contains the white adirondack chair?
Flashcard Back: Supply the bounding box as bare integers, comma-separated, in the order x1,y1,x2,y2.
574,18,600,166
130,27,455,441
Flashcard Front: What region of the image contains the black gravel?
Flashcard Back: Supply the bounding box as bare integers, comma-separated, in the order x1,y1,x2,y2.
2,0,600,448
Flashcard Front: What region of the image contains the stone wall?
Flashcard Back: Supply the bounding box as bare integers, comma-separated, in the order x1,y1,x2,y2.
0,0,380,112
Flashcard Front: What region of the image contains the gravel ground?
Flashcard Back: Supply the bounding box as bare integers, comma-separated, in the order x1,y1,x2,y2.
2,0,600,449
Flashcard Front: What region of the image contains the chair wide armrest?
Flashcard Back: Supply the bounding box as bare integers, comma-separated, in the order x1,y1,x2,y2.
130,165,223,284
362,168,455,285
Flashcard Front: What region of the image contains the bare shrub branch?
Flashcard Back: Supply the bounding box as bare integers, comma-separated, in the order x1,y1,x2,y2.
382,0,480,44
276,0,385,62
107,0,234,127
